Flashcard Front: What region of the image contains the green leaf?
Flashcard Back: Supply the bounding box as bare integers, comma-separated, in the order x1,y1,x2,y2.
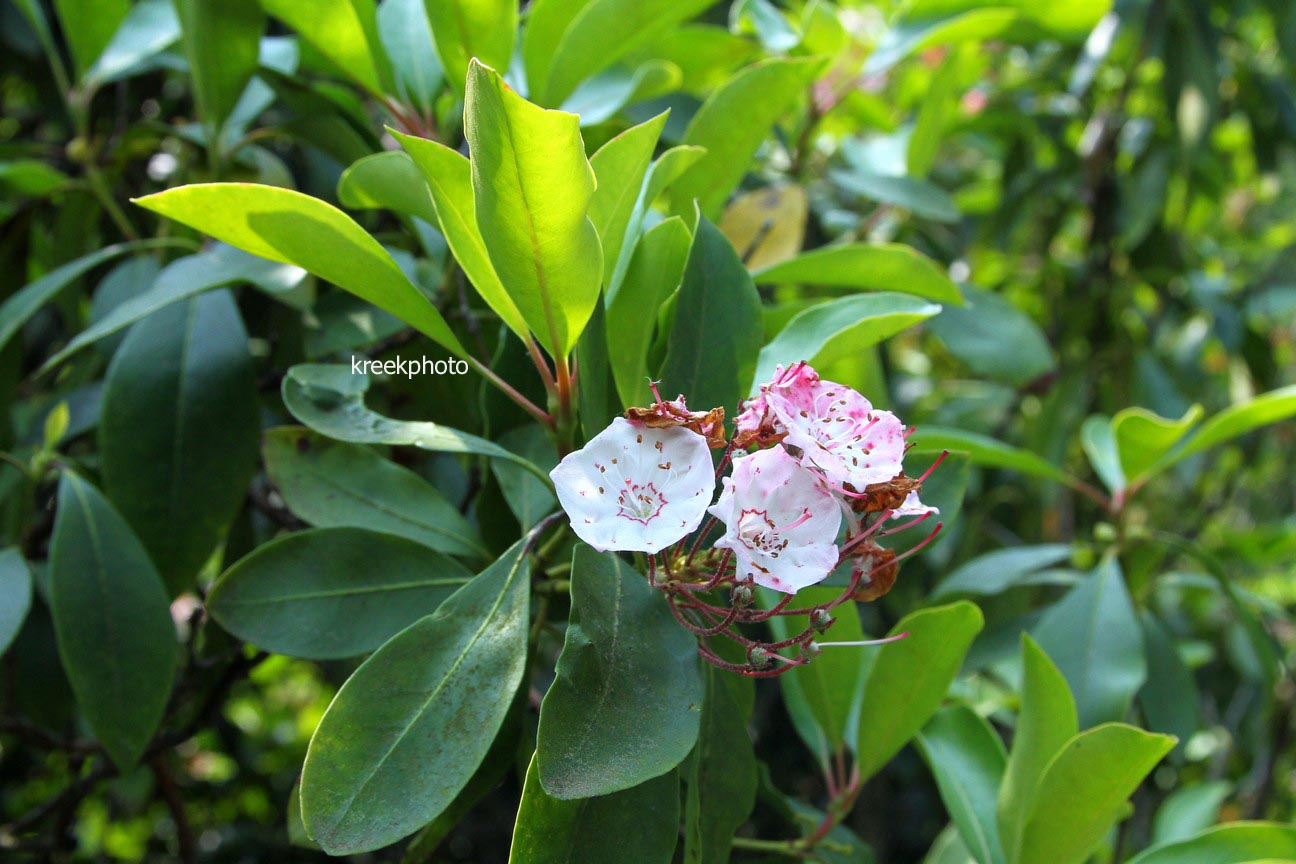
392,131,529,340
537,545,702,799
528,0,720,107
765,585,868,757
1080,415,1126,494
927,286,1055,387
175,0,264,134
1153,385,1296,472
925,825,978,864
1032,558,1145,729
511,755,680,864
607,216,692,407
997,636,1078,864
490,425,559,529
465,60,602,359
832,169,961,223
753,293,941,388
0,548,33,655
589,112,668,288
99,291,258,594
262,427,486,560
1015,724,1176,864
907,428,1073,485
207,527,473,659
933,545,1073,599
52,0,130,76
671,57,823,219
0,239,186,356
426,0,517,93
300,539,531,853
916,705,1007,864
864,8,1018,75
83,0,180,88
1148,782,1234,846
0,160,70,198
377,0,442,113
134,184,467,356
1128,823,1296,864
684,666,756,864
908,46,962,177
42,244,307,371
48,473,177,770
659,216,763,413
752,243,962,305
337,151,439,225
855,601,984,781
1138,611,1201,746
1112,405,1202,483
280,364,550,484
259,0,391,95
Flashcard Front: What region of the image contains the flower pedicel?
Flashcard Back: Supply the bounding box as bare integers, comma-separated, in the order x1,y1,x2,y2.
549,362,946,676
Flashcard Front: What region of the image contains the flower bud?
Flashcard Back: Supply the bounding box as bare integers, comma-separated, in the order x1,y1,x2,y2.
809,608,834,632
730,583,755,607
801,641,822,659
747,645,772,670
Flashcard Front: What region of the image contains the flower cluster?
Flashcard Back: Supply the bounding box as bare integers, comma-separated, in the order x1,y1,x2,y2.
550,362,944,676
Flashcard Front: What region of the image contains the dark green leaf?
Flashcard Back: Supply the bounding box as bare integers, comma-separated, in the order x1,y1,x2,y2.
933,545,1073,599
684,666,756,864
0,548,33,655
916,705,1007,864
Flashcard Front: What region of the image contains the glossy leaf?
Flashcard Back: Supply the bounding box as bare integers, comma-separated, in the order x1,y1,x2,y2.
133,183,466,356
537,545,702,799
262,427,485,560
927,286,1055,387
207,527,473,659
752,293,941,389
52,0,129,75
683,666,756,864
48,473,177,770
464,60,602,358
1150,782,1232,847
589,112,668,287
1153,385,1296,472
1112,405,1202,483
300,540,530,853
752,243,962,305
0,548,33,655
490,425,559,529
377,0,442,113
280,364,549,483
916,705,1007,864
933,545,1073,599
426,0,517,92
100,290,258,593
82,0,181,88
855,601,984,780
1015,724,1176,864
1032,558,1145,728
908,427,1074,485
1127,822,1296,864
259,0,391,95
659,216,763,413
511,756,680,864
1080,415,1126,494
174,0,264,134
337,151,439,225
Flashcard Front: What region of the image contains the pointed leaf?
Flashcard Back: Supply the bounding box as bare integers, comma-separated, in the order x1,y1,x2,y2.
916,705,1007,864
684,666,756,864
0,548,33,655
259,0,392,95
175,0,264,133
753,244,962,305
1112,405,1202,482
589,112,668,287
426,0,517,92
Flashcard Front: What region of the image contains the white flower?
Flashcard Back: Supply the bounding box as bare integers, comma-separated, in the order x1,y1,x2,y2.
890,490,938,519
708,447,842,594
550,418,714,553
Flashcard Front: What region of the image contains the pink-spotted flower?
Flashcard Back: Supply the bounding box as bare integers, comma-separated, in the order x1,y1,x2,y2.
707,447,842,594
550,417,714,553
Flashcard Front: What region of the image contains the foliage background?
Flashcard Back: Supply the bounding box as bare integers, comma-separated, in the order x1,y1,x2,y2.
0,0,1293,862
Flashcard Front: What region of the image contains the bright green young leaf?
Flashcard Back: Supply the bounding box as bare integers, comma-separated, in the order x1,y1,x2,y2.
997,635,1078,863
392,131,529,340
908,46,962,177
1112,405,1202,483
262,427,486,560
928,286,1055,386
134,183,466,356
864,7,1018,75
100,291,258,594
337,151,439,225
377,0,442,113
0,548,33,655
207,527,473,659
752,293,941,388
916,705,1007,864
855,601,984,780
645,144,709,205
174,0,264,135
52,0,129,76
752,243,962,305
281,364,550,483
464,60,602,359
48,472,177,770
659,216,763,413
933,545,1073,599
908,427,1074,485
1015,724,1176,864
589,112,668,287
259,0,391,95
608,216,691,407
0,239,187,356
1153,385,1296,472
82,0,180,89
537,545,702,799
671,56,823,219
300,540,530,854
683,666,757,864
511,756,680,864
1032,558,1145,729
426,0,517,92
1080,415,1126,494
1128,822,1296,864
42,244,307,372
